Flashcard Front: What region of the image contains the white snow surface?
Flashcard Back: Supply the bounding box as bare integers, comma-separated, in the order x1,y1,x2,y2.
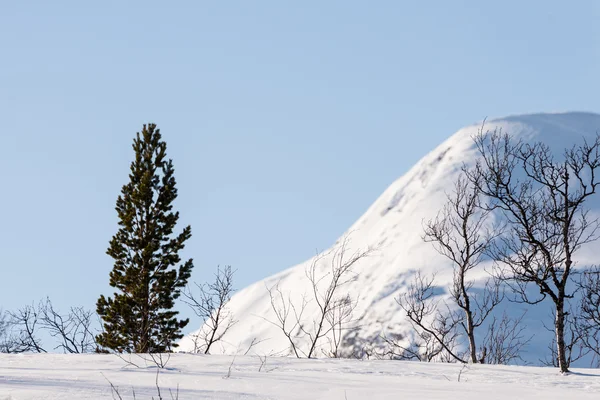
1,353,600,399
179,112,600,364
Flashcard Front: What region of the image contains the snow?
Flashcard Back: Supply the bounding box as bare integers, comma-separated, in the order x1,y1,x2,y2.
179,112,600,365
1,353,600,399
5,112,600,398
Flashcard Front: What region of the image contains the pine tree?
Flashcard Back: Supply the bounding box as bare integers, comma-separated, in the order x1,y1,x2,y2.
96,124,193,353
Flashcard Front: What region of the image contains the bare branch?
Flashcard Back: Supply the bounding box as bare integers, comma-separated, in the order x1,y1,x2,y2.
6,303,46,353
39,297,97,354
466,128,600,372
396,271,466,363
422,172,504,363
265,234,376,358
182,266,237,354
481,311,531,364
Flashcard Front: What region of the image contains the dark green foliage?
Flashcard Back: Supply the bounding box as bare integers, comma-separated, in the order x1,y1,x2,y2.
96,124,193,353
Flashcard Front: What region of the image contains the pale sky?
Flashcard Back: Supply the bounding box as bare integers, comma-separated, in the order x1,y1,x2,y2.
1,1,599,335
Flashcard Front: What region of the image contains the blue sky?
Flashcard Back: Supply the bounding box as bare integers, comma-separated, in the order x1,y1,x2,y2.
0,1,599,335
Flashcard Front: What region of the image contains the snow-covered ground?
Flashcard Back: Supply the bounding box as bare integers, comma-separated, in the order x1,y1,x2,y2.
1,353,600,399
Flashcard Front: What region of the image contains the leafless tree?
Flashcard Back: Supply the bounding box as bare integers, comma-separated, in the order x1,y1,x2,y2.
265,235,375,358
397,271,465,363
420,174,503,363
1,299,98,354
182,265,237,354
481,311,530,364
265,283,307,357
6,303,46,353
397,271,528,364
39,297,97,353
466,128,600,373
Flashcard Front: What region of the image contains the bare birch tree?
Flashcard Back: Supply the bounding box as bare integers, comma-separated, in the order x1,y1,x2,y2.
6,304,46,353
182,266,237,354
466,128,600,373
266,235,375,358
1,300,97,354
265,283,307,358
39,298,97,354
396,271,465,362
421,174,502,363
482,311,530,365
397,172,529,364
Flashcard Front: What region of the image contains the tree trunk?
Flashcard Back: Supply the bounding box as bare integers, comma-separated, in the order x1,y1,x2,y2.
555,299,569,373
465,310,477,363
461,273,478,363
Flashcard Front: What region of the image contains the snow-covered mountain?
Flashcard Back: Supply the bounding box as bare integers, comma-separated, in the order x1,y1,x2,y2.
180,112,600,364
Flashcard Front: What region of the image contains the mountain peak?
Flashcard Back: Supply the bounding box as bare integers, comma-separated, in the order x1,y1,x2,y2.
179,112,600,363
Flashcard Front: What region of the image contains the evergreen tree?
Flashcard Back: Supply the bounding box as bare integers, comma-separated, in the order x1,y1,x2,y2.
96,124,193,353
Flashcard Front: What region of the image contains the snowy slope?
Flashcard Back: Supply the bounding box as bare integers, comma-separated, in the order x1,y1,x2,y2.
180,112,600,363
1,353,600,399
